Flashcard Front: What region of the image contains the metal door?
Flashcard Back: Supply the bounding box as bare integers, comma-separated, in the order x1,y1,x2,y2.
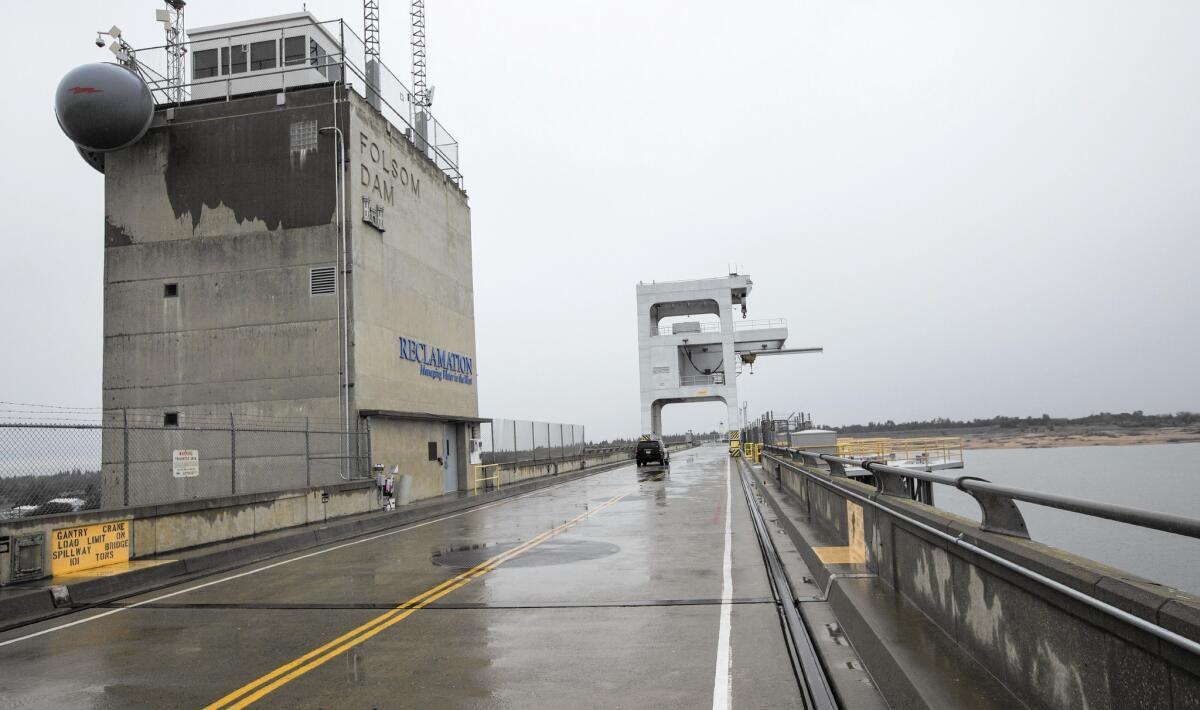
442,423,458,493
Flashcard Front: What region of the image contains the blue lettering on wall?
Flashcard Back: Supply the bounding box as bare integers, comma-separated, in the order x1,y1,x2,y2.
398,337,474,385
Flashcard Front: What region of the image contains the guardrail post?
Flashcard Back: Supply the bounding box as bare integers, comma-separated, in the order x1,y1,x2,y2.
304,417,311,488
957,477,1030,538
863,461,910,497
825,458,847,477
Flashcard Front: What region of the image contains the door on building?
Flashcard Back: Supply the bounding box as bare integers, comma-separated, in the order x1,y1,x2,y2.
442,423,458,493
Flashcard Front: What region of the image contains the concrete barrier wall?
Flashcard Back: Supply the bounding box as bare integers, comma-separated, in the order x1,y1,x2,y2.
763,453,1200,710
2,445,691,585
0,480,377,585
495,443,694,487
499,448,632,486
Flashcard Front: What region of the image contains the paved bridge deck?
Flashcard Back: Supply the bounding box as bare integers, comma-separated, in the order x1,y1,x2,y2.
0,446,823,709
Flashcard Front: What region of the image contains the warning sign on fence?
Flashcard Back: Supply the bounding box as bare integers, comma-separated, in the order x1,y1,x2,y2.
50,519,131,575
172,449,200,478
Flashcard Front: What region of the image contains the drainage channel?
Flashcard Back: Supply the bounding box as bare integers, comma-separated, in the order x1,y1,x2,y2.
736,457,840,710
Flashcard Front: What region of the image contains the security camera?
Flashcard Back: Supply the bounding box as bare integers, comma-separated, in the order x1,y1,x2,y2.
95,34,106,47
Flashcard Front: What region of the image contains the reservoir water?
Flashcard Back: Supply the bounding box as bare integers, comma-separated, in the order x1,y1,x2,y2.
933,443,1200,595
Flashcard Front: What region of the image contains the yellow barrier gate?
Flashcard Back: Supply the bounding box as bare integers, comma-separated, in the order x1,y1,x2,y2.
471,463,501,495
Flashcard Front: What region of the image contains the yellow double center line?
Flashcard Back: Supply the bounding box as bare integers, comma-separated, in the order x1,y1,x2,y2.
205,493,627,709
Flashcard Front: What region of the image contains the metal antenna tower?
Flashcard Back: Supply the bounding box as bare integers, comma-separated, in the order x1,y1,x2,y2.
364,0,380,59
159,1,187,103
410,0,431,108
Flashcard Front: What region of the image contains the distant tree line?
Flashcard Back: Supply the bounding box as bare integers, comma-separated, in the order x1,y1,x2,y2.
590,430,724,448
828,411,1200,434
0,469,101,513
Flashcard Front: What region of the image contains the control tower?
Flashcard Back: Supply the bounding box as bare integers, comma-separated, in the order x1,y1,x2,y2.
55,12,479,505
636,275,818,437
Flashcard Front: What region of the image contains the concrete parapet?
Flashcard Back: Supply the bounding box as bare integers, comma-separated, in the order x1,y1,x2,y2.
0,479,376,586
0,452,644,631
761,452,1200,710
2,446,686,587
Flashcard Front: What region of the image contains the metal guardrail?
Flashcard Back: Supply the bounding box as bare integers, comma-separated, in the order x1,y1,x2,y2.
765,445,1200,540
758,445,1200,657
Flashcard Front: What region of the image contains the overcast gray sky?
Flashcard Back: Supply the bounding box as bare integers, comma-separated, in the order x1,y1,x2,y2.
4,1,1198,440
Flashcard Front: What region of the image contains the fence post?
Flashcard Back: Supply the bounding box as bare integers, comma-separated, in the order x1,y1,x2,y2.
230,413,237,495
304,417,311,488
122,409,130,507
364,417,372,479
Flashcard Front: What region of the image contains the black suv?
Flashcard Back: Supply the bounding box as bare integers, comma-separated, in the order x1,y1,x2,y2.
636,438,669,467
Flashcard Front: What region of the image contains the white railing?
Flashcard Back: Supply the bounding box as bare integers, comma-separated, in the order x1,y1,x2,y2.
650,318,787,337
733,318,787,331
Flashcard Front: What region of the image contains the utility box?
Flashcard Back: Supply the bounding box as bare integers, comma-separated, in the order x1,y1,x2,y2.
790,430,838,455
6,533,45,584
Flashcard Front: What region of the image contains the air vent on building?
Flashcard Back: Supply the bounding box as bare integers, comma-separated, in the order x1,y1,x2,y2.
310,266,335,295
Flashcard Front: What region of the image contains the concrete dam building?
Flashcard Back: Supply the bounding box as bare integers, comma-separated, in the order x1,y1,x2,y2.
96,13,478,506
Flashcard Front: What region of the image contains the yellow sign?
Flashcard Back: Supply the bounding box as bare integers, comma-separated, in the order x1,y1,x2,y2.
50,519,132,576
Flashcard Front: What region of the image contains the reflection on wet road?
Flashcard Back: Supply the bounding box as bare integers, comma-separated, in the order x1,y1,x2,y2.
0,445,802,709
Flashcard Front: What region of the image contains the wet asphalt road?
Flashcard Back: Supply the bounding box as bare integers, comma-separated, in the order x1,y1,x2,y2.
0,445,802,709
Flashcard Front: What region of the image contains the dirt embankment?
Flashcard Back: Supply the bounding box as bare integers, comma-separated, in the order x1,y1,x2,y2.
842,426,1200,450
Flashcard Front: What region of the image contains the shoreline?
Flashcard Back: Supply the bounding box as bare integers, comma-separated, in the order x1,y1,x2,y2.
844,427,1200,451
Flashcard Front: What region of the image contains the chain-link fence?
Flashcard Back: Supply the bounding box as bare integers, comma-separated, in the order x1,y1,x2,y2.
480,419,586,467
0,414,368,520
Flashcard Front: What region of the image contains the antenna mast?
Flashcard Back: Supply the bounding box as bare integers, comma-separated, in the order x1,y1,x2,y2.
364,0,380,60
161,1,186,103
410,0,431,108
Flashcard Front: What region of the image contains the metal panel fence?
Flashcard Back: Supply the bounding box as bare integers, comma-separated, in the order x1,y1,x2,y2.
0,414,368,520
479,419,586,467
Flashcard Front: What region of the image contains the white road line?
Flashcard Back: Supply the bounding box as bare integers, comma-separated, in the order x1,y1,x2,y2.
712,455,734,710
0,475,609,649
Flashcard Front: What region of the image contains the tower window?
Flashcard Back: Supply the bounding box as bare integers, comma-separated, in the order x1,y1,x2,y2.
164,283,179,298
163,412,179,427
250,40,276,71
283,36,307,66
193,49,218,79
